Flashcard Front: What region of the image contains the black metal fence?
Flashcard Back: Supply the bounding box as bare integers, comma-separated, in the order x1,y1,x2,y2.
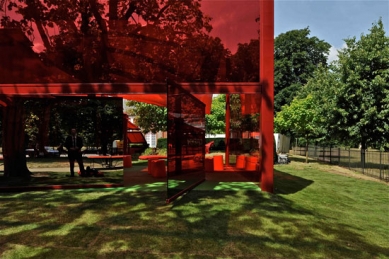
292,146,389,182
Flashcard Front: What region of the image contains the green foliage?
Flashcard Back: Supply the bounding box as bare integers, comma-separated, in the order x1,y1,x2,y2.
1,0,221,82
280,19,389,150
24,98,123,147
156,138,167,149
141,148,157,156
156,148,167,155
274,28,331,112
274,94,321,157
126,101,167,134
333,19,389,149
297,65,342,144
229,39,259,82
205,94,226,134
275,95,319,137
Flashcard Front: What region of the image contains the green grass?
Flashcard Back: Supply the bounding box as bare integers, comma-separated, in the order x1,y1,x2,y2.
0,159,148,187
0,161,388,258
0,170,124,187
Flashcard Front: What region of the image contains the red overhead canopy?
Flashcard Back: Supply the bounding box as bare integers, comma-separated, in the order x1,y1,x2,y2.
193,94,212,114
127,132,147,143
127,120,140,130
120,94,212,114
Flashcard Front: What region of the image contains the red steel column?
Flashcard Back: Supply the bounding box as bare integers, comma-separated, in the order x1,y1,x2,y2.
123,113,128,155
260,0,274,193
225,94,230,166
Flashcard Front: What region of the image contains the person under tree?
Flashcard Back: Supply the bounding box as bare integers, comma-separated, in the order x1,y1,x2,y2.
64,128,86,177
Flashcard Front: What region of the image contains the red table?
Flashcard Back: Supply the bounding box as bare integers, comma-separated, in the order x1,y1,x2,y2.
139,155,167,161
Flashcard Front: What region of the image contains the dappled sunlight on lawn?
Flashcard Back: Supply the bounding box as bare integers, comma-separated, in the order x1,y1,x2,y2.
0,165,388,258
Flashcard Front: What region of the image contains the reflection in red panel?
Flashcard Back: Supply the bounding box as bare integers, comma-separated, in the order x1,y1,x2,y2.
167,81,205,202
1,0,273,192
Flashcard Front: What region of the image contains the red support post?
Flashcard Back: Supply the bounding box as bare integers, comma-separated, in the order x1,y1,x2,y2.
225,94,230,166
123,113,128,155
260,0,274,193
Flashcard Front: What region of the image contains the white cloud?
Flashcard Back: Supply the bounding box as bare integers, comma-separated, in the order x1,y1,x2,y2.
327,43,347,63
328,46,339,63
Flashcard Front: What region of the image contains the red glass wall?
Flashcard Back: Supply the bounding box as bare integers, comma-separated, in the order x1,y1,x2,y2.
167,82,205,201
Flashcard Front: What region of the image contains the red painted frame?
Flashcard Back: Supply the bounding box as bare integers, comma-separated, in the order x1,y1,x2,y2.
260,0,274,193
0,0,274,193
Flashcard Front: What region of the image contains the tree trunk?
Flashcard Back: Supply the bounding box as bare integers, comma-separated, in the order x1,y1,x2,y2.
2,98,31,177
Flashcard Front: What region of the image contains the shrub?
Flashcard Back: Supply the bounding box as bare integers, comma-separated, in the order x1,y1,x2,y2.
156,138,167,149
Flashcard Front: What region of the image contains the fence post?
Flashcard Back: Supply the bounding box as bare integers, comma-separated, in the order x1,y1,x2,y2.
379,150,382,180
338,147,340,165
348,148,351,170
330,144,332,164
362,149,365,174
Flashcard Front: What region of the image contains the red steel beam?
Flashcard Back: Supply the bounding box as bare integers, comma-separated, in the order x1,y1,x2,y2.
260,0,275,193
0,82,261,95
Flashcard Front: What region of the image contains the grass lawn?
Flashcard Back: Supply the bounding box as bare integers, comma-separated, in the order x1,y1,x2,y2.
0,159,388,258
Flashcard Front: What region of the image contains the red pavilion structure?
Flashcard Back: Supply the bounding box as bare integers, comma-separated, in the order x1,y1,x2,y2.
0,0,274,201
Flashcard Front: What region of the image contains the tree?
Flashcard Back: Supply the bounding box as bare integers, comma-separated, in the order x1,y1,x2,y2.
274,95,320,163
1,98,30,176
1,0,219,177
126,101,167,134
1,0,215,82
230,39,259,82
205,94,226,134
24,98,123,152
274,28,331,112
296,65,342,145
332,19,389,153
126,94,228,135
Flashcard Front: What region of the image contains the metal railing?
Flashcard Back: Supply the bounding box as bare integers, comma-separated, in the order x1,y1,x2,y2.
292,146,389,182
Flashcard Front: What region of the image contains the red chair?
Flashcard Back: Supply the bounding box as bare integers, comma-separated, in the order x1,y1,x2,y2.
205,141,214,154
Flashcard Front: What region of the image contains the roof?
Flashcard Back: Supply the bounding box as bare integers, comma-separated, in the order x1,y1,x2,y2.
127,132,147,143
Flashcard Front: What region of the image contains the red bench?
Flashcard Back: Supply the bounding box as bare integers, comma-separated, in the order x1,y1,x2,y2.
149,159,166,178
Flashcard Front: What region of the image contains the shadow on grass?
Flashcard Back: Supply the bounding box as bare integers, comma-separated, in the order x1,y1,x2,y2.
274,169,314,195
0,187,387,258
0,170,124,188
289,155,317,164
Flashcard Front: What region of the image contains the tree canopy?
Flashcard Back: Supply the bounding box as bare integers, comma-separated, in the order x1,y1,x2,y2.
1,0,223,82
274,95,321,162
205,94,226,134
126,101,167,134
229,39,259,82
332,19,389,150
279,19,389,153
0,0,223,177
296,65,341,145
274,27,331,112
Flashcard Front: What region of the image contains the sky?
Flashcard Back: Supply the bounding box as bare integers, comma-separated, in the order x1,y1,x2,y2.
201,0,389,61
